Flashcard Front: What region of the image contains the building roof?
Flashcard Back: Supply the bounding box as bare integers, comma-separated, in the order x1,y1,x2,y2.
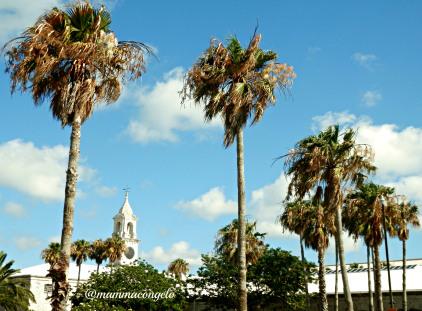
15,262,108,281
309,264,422,294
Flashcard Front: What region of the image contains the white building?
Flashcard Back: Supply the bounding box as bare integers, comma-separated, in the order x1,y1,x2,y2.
12,191,139,311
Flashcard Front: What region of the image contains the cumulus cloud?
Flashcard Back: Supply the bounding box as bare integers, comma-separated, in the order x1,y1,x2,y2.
352,52,377,69
0,139,96,201
15,236,41,250
248,174,294,239
95,185,117,197
142,241,202,267
175,187,236,221
126,67,220,143
362,90,382,107
2,201,26,218
0,0,63,42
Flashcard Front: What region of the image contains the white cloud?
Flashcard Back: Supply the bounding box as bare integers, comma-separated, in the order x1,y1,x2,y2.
48,235,61,243
3,201,26,218
249,174,292,238
352,52,377,69
0,0,63,43
327,234,361,254
15,236,41,250
176,187,236,221
0,139,95,201
312,111,359,132
126,67,220,143
142,241,202,267
362,90,382,107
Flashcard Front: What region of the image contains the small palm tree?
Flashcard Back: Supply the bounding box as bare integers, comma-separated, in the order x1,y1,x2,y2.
3,3,151,308
344,182,396,311
168,258,189,280
284,125,376,311
70,239,91,286
182,33,295,310
215,219,267,266
393,200,420,311
0,251,35,311
89,239,108,273
41,242,62,266
105,235,126,272
279,199,312,308
281,197,332,311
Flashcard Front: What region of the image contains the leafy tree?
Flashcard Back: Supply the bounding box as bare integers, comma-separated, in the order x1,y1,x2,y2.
182,33,295,311
89,239,108,273
3,3,151,308
71,239,91,286
284,125,375,311
215,219,266,265
0,251,35,311
71,260,187,311
168,258,189,280
189,248,312,310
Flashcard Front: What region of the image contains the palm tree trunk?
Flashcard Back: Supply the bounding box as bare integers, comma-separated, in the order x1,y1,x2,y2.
59,114,82,310
334,205,354,311
382,204,394,309
373,244,384,311
402,239,407,311
236,128,247,311
317,246,328,311
367,245,374,311
77,263,81,287
300,236,311,309
335,242,339,311
97,263,100,273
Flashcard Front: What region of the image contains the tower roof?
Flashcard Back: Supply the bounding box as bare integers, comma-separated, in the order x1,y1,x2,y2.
118,191,133,215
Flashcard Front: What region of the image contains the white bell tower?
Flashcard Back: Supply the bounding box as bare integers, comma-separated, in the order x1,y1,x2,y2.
112,190,139,265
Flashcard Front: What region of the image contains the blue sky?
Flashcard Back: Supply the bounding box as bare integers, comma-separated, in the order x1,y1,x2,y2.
1,0,422,271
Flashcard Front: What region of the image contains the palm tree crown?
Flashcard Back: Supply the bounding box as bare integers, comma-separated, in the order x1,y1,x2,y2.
105,235,126,264
89,239,108,273
181,33,295,147
41,242,62,266
3,2,151,126
168,258,189,279
215,219,267,265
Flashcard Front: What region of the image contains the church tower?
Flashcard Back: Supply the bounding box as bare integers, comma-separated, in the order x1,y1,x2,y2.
112,191,139,265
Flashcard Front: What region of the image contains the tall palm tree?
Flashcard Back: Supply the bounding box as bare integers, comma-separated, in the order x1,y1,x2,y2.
393,201,420,311
70,239,91,286
284,125,375,311
41,242,62,266
0,251,35,311
343,182,395,311
215,219,267,266
278,199,312,308
105,235,126,272
182,33,295,311
3,3,150,308
281,197,332,311
168,258,189,280
89,239,108,273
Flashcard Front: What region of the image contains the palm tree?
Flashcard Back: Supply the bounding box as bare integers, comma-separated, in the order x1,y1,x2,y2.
281,197,332,311
89,239,108,273
215,219,267,266
41,242,62,266
181,33,295,311
3,3,150,308
284,125,375,311
393,200,420,311
168,258,189,280
278,199,311,308
70,239,91,286
105,235,126,272
343,182,396,311
0,251,35,311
